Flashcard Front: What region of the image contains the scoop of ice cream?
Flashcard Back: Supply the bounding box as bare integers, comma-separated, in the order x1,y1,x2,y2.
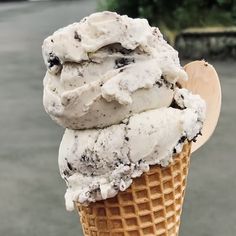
58,88,206,210
42,11,206,211
42,11,187,129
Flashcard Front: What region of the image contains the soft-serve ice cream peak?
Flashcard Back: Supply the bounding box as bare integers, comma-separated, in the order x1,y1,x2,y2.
42,11,187,129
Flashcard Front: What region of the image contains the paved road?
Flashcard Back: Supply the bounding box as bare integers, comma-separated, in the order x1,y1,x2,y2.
0,1,235,236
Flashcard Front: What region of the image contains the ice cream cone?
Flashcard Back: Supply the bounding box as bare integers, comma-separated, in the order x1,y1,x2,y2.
75,142,191,236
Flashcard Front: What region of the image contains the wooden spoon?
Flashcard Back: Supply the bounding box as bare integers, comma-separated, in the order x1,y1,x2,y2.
180,60,222,153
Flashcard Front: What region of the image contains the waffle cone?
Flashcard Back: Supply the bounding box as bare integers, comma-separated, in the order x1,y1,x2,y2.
75,142,191,236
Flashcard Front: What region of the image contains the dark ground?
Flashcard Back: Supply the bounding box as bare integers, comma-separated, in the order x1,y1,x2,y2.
0,1,235,235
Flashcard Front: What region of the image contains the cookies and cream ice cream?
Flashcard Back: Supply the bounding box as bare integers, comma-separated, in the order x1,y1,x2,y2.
42,11,187,129
42,12,206,211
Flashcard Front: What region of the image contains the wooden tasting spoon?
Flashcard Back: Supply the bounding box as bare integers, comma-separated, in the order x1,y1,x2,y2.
181,60,222,153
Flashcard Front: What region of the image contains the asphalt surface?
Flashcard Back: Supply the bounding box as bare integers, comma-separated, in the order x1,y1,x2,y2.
0,1,235,236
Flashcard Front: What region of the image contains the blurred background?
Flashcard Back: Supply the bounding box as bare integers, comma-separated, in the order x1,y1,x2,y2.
0,0,235,236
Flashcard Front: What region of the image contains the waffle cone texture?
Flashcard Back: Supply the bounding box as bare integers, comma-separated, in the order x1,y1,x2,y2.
76,142,191,236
